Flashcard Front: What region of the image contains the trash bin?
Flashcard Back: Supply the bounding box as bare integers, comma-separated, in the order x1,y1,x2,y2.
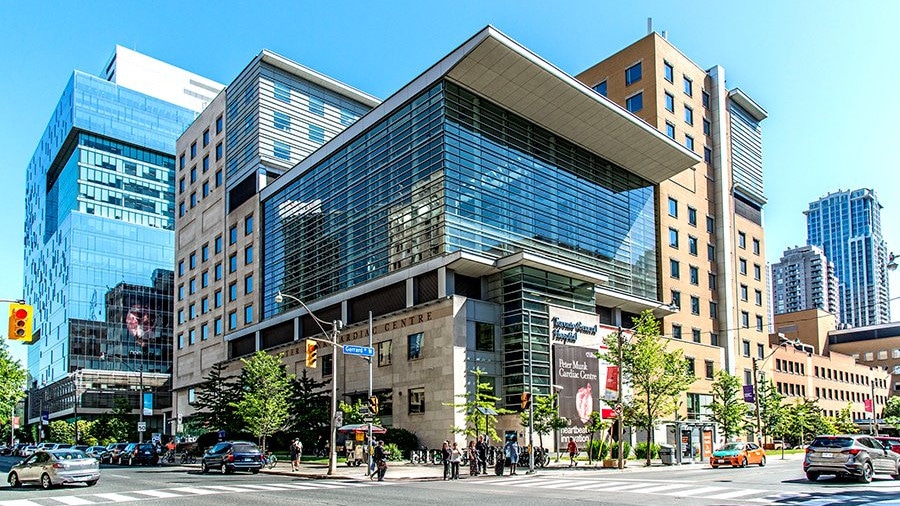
659,444,675,466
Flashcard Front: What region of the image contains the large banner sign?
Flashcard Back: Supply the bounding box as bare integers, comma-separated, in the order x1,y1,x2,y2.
554,344,601,449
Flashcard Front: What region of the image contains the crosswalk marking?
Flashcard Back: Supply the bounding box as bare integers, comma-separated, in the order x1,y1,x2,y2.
49,497,94,505
197,485,246,492
705,488,768,500
638,483,697,494
169,487,219,495
130,489,181,498
89,493,139,502
592,482,656,492
0,500,42,506
567,481,630,490
667,485,728,497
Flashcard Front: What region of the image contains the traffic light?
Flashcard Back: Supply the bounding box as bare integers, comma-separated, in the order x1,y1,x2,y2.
520,392,531,410
8,303,33,343
368,395,379,415
305,339,318,368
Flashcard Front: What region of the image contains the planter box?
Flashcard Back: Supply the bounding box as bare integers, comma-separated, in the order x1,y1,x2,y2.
602,459,623,468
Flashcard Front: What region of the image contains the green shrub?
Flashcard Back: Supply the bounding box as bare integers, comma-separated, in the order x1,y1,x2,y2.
383,443,402,461
610,441,631,459
633,441,660,459
382,427,419,455
587,440,611,460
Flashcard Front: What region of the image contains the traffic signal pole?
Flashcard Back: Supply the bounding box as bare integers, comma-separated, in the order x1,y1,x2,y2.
367,311,373,476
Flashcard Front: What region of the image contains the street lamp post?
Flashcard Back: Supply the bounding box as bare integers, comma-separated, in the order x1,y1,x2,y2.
275,291,343,476
525,310,535,475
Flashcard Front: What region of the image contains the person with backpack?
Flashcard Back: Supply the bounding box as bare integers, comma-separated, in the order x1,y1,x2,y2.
290,439,303,471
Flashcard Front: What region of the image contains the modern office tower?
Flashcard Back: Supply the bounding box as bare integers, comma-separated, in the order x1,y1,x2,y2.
198,26,703,453
806,188,891,327
171,51,378,422
770,245,839,317
575,31,769,439
22,46,222,437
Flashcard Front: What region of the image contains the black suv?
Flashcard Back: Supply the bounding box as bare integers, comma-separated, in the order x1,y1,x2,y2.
201,441,262,474
120,443,159,466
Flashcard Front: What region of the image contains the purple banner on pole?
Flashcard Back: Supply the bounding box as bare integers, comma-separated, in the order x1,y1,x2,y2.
743,385,755,403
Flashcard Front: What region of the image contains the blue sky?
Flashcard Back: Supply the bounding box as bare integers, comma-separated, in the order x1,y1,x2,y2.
1,1,898,364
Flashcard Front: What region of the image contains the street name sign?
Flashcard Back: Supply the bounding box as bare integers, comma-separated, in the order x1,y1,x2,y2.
343,345,375,357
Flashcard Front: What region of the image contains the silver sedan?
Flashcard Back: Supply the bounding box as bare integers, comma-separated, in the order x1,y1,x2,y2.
8,449,100,489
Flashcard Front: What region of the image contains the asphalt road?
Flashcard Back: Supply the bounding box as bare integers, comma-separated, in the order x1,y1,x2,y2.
1,455,899,505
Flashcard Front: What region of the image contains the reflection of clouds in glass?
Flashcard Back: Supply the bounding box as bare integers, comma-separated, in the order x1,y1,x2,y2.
126,303,156,345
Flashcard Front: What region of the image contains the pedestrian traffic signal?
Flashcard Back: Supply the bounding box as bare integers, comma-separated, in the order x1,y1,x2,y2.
368,395,379,415
520,392,531,410
305,339,318,368
8,303,33,343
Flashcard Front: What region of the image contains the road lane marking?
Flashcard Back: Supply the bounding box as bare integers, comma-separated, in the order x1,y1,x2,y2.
197,485,247,492
667,485,728,497
49,496,95,505
91,493,141,502
591,482,656,491
0,500,43,506
704,488,767,500
130,490,181,498
168,487,219,495
639,484,700,494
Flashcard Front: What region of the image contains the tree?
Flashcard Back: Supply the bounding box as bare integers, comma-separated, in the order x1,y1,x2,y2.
783,398,827,446
192,362,242,434
93,397,132,444
289,369,331,450
884,396,900,427
584,411,609,464
520,392,568,449
338,399,381,426
47,420,73,443
823,403,858,435
757,379,786,442
0,340,26,427
445,368,512,443
598,310,695,467
707,370,748,442
231,351,294,453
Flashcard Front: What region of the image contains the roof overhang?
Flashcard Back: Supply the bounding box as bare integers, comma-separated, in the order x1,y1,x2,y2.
594,286,678,319
260,50,381,108
728,88,767,121
263,25,700,201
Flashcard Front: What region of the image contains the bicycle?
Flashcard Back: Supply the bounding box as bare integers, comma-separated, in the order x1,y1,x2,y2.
261,452,277,469
163,450,175,464
180,452,197,465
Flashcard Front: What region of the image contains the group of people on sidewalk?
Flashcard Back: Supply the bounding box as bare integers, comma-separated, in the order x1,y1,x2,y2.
438,434,525,479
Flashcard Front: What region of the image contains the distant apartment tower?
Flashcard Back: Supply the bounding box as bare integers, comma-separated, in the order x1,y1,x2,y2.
171,50,378,423
576,31,770,419
23,46,223,434
770,245,839,317
806,189,891,327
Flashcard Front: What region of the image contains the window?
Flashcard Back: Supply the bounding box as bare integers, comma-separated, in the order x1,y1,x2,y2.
245,275,253,294
190,192,197,208
688,207,697,226
216,142,223,161
666,122,675,139
201,297,208,314
756,315,764,332
738,232,746,249
689,266,699,285
593,80,607,96
309,124,325,143
309,96,325,115
665,92,674,112
669,228,679,248
664,61,673,82
742,340,751,357
245,215,253,235
704,146,712,163
215,235,223,253
229,311,237,330
705,360,714,380
179,154,185,170
245,305,253,324
752,238,761,255
408,333,423,360
178,285,184,301
668,197,678,217
190,166,197,183
201,271,209,288
189,304,196,319
214,262,222,281
274,140,291,160
758,343,765,359
202,181,209,197
692,328,701,343
690,296,700,315
190,141,197,159
706,216,715,233
178,334,184,349
740,284,748,301
755,290,762,306
229,226,237,245
229,254,237,273
245,245,253,264
739,258,747,275
203,129,210,147
670,290,681,309
709,273,717,290
702,91,710,108
684,105,693,125
476,322,495,352
215,170,222,187
189,252,197,269
683,76,693,96
178,309,184,325
216,115,223,134
754,264,762,280
215,290,222,308
708,244,716,261
709,301,718,318
711,333,719,346
273,111,291,131
625,62,642,85
274,82,290,102
229,282,237,301
672,324,682,339
688,236,698,255
686,357,695,376
670,259,680,279
378,341,392,367
179,177,185,194
625,92,643,113
201,324,208,341
685,134,694,151
178,260,184,276
741,311,750,328
408,387,425,414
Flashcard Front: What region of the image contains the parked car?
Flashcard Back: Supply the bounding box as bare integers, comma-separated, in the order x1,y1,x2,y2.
7,449,99,489
804,435,900,483
7,443,26,456
120,443,159,466
21,445,38,457
711,441,766,468
201,441,262,474
875,437,900,455
106,443,130,464
85,446,109,461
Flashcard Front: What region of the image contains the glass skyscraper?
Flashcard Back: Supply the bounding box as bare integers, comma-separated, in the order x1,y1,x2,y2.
23,47,222,431
806,188,891,327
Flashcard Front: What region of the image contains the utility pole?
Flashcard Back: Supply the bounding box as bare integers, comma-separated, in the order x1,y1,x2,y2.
138,355,145,443
871,372,879,436
527,311,534,475
752,357,761,444
617,326,624,470
367,311,373,476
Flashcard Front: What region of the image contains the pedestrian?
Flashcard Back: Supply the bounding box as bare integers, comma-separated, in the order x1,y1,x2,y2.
449,442,462,479
567,437,578,467
467,440,478,476
504,435,519,476
374,440,387,481
441,440,451,480
475,435,488,475
290,438,302,471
